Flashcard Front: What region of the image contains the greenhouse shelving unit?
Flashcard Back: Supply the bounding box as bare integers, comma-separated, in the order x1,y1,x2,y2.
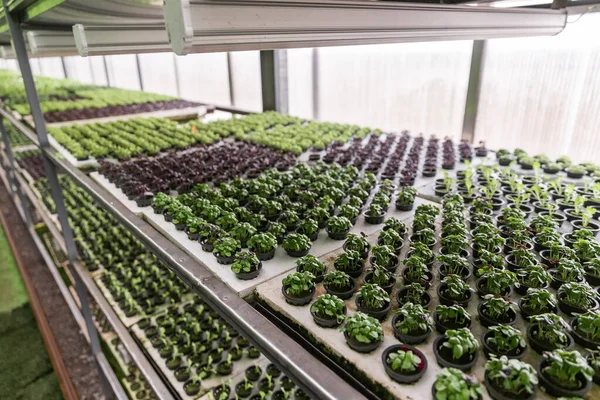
1,1,599,400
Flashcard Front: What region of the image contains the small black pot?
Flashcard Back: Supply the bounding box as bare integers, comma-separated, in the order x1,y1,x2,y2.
235,263,262,280
281,285,315,306
395,202,414,212
324,280,355,300
478,302,517,328
537,359,592,397
439,265,472,281
355,296,391,321
570,318,600,349
381,344,427,384
549,269,584,289
255,249,275,261
285,248,310,258
363,272,395,294
396,287,432,308
311,305,346,328
215,253,235,265
437,284,472,308
235,381,253,398
391,313,432,344
565,168,586,179
369,256,398,273
364,211,385,225
484,372,534,400
187,231,200,241
433,335,478,372
434,312,472,334
327,228,349,240
476,277,512,298
200,240,214,252
527,325,574,355
184,381,201,396
584,270,600,286
586,353,600,385
339,263,364,279
557,293,599,316
518,298,557,320
481,331,526,360
515,280,548,296
344,331,382,353
402,268,434,287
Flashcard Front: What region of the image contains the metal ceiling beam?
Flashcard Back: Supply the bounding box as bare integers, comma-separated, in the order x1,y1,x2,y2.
164,0,567,55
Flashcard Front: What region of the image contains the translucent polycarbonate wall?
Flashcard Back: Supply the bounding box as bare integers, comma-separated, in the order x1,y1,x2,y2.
474,12,600,163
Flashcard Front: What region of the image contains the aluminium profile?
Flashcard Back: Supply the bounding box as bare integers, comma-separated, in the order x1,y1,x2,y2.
73,24,170,57
164,0,568,55
26,30,78,57
0,44,15,59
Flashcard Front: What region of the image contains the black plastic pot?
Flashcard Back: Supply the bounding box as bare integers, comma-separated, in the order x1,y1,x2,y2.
565,168,586,179
586,353,600,385
515,280,548,296
344,331,382,353
255,249,275,261
281,285,315,306
433,335,478,372
363,272,395,294
391,314,432,344
518,298,557,321
549,269,584,289
557,293,599,316
476,277,512,298
481,331,526,360
437,284,472,308
439,265,472,281
215,253,235,265
311,305,346,328
402,268,434,287
327,228,349,240
484,372,534,400
184,381,201,396
584,270,600,286
570,318,600,349
478,302,517,328
235,381,253,398
324,280,355,300
235,263,262,280
200,240,214,252
527,325,574,355
395,202,414,212
433,312,472,334
285,248,310,258
369,256,398,273
381,344,427,384
364,211,385,225
355,296,391,321
396,287,432,308
537,359,592,397
186,231,200,241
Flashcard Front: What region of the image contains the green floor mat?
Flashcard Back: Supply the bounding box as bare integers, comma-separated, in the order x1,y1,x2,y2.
0,222,28,313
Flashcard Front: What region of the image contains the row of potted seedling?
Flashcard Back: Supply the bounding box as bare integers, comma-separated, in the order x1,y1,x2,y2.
149,162,418,280
496,148,600,179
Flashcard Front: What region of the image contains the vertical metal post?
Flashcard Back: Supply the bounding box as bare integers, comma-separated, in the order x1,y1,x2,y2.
103,56,111,87
0,117,33,227
312,48,320,120
461,40,486,144
135,54,144,91
2,0,105,370
226,52,235,106
172,54,181,97
60,56,68,79
260,50,288,113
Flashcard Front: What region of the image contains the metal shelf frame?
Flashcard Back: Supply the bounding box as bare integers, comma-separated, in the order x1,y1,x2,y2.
0,2,365,399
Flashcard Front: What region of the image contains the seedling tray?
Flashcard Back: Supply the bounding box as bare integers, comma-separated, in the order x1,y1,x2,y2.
131,301,267,399
255,212,598,400
142,197,435,298
90,171,147,216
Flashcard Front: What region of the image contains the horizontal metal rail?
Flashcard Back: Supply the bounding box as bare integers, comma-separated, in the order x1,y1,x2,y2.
0,106,364,400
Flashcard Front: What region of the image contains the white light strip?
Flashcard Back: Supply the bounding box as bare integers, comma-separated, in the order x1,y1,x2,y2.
26,30,78,57
73,24,170,57
164,0,567,55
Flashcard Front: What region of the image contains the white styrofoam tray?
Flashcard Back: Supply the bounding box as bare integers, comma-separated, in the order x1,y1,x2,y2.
90,171,147,216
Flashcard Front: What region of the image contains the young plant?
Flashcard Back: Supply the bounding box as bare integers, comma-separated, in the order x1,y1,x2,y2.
326,216,352,233
358,283,390,310
295,255,326,277
403,256,430,282
441,235,469,254
554,259,585,283
558,282,598,310
433,368,483,400
247,232,278,254
323,270,352,291
282,271,315,297
344,233,369,254
282,233,311,252
485,355,537,396
231,252,260,274
396,189,416,206
310,294,346,323
213,237,241,258
541,350,594,390
378,229,403,248
367,264,392,286
230,222,257,243
371,245,396,268
521,288,557,314
394,302,433,335
438,254,470,275
334,250,363,273
517,264,552,288
442,328,479,361
386,348,422,373
435,304,471,326
529,313,570,346
480,295,514,321
511,247,538,268
479,269,517,295
574,310,600,342
441,275,471,301
398,283,427,305
384,217,407,235
342,312,383,344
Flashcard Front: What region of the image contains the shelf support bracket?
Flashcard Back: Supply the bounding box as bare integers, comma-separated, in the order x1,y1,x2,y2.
1,0,107,390
461,40,486,144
